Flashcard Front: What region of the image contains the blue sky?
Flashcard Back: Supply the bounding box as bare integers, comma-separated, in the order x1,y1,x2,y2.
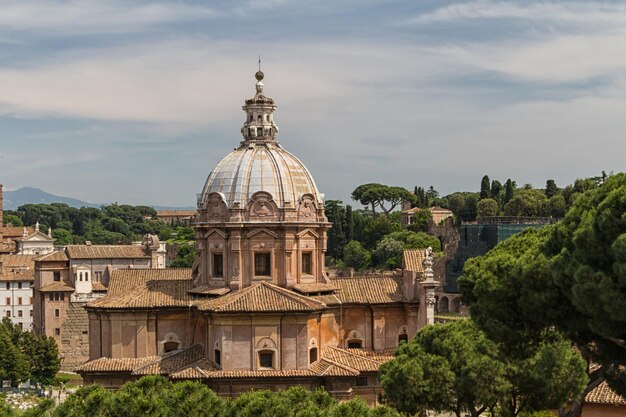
1,1,625,207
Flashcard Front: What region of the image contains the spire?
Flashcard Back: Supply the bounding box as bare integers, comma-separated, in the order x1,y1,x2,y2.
241,67,279,144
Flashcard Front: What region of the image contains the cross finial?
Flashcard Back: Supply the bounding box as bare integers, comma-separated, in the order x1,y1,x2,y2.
258,55,261,72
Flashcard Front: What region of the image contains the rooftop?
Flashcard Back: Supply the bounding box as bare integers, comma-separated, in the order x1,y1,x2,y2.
66,245,149,260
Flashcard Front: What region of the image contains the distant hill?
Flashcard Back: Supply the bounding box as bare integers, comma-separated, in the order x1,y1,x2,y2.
2,187,195,211
3,187,100,210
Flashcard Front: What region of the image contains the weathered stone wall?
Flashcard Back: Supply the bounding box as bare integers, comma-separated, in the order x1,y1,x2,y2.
60,302,90,371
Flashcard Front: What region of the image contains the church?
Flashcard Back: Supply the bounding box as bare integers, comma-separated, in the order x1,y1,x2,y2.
76,70,438,403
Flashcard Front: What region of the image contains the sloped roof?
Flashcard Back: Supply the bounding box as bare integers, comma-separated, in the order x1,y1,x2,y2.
75,357,158,373
188,285,231,296
292,282,337,294
156,210,197,217
320,347,393,372
170,359,219,379
133,344,205,376
39,282,75,292
36,250,69,262
308,359,359,376
19,230,54,242
88,279,192,309
0,254,38,282
403,249,425,273
92,282,107,292
1,226,33,238
586,381,626,405
196,281,325,313
328,275,410,304
106,268,191,297
66,245,149,259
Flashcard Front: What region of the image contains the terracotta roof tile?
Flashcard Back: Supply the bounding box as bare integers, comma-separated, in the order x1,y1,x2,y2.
0,254,37,281
188,285,231,296
0,227,33,238
197,281,325,312
292,283,338,294
308,359,359,376
586,381,626,405
88,279,192,309
200,369,318,379
403,249,425,273
133,345,205,376
106,268,191,297
320,347,392,372
35,250,68,262
66,245,149,259
92,282,107,292
75,357,158,373
156,210,197,217
170,359,218,379
38,282,75,292
329,276,409,304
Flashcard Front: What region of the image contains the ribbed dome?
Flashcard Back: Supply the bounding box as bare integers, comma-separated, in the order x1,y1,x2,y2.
200,142,322,208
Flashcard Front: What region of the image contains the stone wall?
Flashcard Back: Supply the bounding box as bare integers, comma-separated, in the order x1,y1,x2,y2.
60,302,90,371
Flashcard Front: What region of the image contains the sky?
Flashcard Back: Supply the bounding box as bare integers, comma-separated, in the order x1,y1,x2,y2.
0,0,625,207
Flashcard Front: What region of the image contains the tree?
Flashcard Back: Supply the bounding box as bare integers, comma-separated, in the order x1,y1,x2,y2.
408,208,431,232
380,320,509,417
504,179,515,205
343,241,371,270
2,213,22,227
52,228,74,245
374,236,405,269
503,190,547,217
480,175,491,199
491,180,503,202
545,179,559,198
344,205,354,243
476,198,499,218
352,184,415,217
171,243,197,268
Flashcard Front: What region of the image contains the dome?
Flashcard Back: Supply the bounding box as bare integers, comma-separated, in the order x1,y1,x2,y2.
199,72,322,210
200,141,322,209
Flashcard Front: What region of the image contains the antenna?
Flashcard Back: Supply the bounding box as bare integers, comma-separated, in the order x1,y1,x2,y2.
258,55,261,71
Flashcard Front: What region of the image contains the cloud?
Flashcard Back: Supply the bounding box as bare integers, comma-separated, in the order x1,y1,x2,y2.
0,1,217,36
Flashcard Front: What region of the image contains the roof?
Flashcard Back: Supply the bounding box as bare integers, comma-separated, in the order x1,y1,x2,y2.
35,250,69,262
320,347,393,372
133,344,205,376
196,281,326,313
88,279,192,309
292,282,337,294
66,245,149,259
92,281,107,292
38,282,75,292
403,249,425,273
188,285,231,296
75,357,158,373
0,226,33,238
586,381,626,405
0,254,38,282
106,268,192,297
326,275,410,304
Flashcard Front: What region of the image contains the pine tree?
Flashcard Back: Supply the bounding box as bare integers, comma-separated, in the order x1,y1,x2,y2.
480,175,490,199
504,179,514,204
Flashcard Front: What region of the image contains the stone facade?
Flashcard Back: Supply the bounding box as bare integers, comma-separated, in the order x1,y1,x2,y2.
0,254,38,329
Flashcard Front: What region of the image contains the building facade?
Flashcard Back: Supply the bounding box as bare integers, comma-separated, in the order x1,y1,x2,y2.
0,254,38,329
33,235,166,370
77,72,439,403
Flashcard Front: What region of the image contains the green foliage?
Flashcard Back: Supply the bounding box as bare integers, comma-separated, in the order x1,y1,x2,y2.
352,183,415,216
503,189,548,217
0,318,61,387
476,198,499,218
381,320,509,417
343,241,372,270
504,179,515,205
480,175,491,199
325,200,347,260
374,236,405,269
407,209,431,232
545,179,559,198
170,243,197,268
2,213,22,227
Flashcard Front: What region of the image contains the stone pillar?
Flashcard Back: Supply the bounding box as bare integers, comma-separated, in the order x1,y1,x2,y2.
422,247,438,326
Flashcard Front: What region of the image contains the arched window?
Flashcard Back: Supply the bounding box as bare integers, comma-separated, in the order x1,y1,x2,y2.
250,115,253,122
79,272,83,281
265,114,269,121
163,341,179,353
438,296,449,313
214,349,221,366
257,115,262,122
160,332,182,355
398,333,409,344
347,340,362,349
309,347,318,364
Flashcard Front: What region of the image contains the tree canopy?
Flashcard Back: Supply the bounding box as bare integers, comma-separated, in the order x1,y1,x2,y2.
351,183,415,217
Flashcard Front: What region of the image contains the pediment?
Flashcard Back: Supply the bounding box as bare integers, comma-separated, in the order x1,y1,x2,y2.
246,228,278,239
296,228,319,239
204,228,227,239
23,231,54,242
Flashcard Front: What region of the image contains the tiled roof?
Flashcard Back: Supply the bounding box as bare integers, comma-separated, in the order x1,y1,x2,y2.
156,210,197,217
133,345,205,376
403,249,425,273
88,279,192,309
329,276,409,304
586,381,626,405
35,250,69,262
106,268,191,297
0,254,38,282
292,283,337,294
92,281,107,292
0,226,33,238
75,357,157,373
66,245,149,259
197,281,325,313
197,369,318,379
320,347,393,372
38,282,75,292
188,285,231,296
308,359,359,377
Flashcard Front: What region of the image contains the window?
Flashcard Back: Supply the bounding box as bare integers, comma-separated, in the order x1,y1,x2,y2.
17,310,22,318
95,271,102,281
54,328,60,336
309,347,318,364
398,334,409,344
213,253,223,277
257,115,262,122
49,294,53,301
302,252,312,275
5,283,9,290
256,127,263,137
347,340,363,349
30,297,33,304
79,272,83,281
53,271,61,282
18,282,22,289
259,351,274,369
5,297,10,305
214,349,221,366
357,376,368,387
163,341,179,353
60,293,65,301
29,310,33,317
54,309,60,318
54,293,59,301
254,253,271,276
18,297,22,305
18,323,22,330
5,311,10,318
